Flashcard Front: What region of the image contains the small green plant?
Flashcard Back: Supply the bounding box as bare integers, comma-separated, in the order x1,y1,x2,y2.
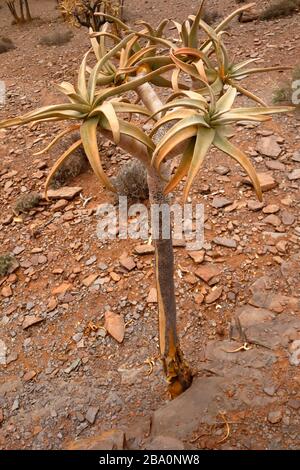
113,160,149,201
39,30,74,46
13,192,41,215
260,0,300,21
0,37,15,54
0,254,18,276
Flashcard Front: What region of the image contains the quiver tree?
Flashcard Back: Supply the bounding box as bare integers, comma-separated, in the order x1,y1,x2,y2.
0,1,294,397
58,0,124,30
5,0,32,24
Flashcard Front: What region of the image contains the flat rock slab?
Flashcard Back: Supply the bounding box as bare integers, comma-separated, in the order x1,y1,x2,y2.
249,291,300,313
234,305,275,328
213,237,237,248
43,187,83,200
257,136,282,159
195,264,222,283
134,245,155,255
151,372,274,440
243,172,278,192
288,169,300,181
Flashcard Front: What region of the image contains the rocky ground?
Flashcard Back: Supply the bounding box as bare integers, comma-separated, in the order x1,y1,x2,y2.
0,0,300,450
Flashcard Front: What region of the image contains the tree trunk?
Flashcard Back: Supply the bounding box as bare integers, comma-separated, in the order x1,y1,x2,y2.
19,0,25,22
147,169,193,399
6,1,21,23
24,0,32,21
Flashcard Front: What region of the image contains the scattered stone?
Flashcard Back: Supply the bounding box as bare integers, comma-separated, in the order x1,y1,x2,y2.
85,255,97,266
267,410,282,424
0,409,3,424
43,186,83,200
244,173,277,192
188,250,205,264
108,271,119,282
119,254,136,271
212,197,232,209
213,237,237,249
24,370,37,382
11,398,19,412
288,169,300,181
0,340,7,365
1,286,12,298
64,358,81,374
205,286,223,304
265,160,285,171
248,200,265,211
195,264,221,283
22,315,44,330
281,210,295,226
82,274,98,287
263,386,277,397
288,399,300,410
289,340,300,366
257,136,281,159
215,165,230,175
85,406,99,425
263,214,281,227
51,199,68,211
52,282,72,295
104,311,125,343
292,151,300,162
134,244,155,255
47,297,58,312
147,287,158,303
263,204,280,214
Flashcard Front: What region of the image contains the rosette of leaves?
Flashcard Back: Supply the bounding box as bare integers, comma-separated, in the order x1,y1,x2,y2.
0,34,177,194
170,2,291,105
150,85,293,201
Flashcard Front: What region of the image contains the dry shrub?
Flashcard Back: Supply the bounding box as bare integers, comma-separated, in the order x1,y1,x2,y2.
0,37,15,54
112,160,149,202
260,0,300,20
39,30,73,46
13,192,41,214
50,151,88,188
0,254,18,276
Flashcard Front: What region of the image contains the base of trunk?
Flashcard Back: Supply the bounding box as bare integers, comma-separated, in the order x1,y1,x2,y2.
163,346,193,399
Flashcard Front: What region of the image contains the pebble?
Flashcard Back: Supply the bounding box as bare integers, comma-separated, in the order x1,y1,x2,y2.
195,264,221,283
263,204,280,214
82,274,98,287
147,287,158,303
257,136,282,159
288,169,300,181
212,197,232,209
267,410,282,424
85,406,99,425
22,315,44,330
134,244,155,255
43,187,83,200
213,237,237,248
119,255,136,271
205,287,223,304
